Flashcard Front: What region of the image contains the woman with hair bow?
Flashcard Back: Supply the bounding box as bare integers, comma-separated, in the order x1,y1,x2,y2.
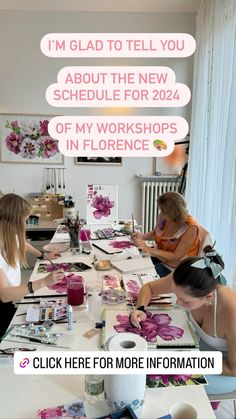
130,246,236,395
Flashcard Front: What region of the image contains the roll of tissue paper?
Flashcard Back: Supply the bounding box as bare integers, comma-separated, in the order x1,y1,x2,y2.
104,333,147,413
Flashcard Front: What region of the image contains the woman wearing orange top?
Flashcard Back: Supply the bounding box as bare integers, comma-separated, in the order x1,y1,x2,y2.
132,192,202,277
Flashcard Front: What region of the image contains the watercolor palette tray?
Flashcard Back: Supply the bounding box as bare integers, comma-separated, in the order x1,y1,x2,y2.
43,243,70,253
94,260,112,270
102,308,199,349
26,299,67,322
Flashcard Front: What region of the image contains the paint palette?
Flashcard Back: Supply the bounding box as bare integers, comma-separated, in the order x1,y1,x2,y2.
94,260,112,270
43,243,70,253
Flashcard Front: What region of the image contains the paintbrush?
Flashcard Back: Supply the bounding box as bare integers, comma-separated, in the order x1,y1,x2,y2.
3,337,69,349
132,213,135,234
130,298,142,333
43,253,59,269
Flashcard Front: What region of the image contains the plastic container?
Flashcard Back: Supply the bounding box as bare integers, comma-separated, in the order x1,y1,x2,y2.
87,288,102,321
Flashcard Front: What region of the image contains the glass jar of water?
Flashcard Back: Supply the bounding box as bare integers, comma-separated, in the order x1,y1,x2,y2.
84,375,104,403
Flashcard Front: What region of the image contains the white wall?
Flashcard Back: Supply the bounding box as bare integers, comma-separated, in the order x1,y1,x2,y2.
0,10,195,222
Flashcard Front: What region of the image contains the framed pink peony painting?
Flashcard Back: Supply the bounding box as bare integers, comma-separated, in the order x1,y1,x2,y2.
86,184,118,225
0,114,64,164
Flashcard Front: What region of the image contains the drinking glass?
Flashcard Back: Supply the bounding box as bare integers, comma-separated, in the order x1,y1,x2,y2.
67,278,84,306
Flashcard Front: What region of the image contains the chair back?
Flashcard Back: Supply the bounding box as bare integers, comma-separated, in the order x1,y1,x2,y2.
198,225,214,256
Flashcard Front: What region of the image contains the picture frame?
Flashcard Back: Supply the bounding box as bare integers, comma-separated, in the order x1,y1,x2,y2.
0,113,64,164
75,157,122,165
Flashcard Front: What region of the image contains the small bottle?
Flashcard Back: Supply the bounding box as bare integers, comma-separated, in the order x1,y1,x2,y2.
67,304,73,330
84,375,104,403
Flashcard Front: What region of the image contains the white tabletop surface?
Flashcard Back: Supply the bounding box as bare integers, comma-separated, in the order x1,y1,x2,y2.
0,230,216,419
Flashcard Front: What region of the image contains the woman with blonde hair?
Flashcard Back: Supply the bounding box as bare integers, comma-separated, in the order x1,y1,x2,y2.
132,192,206,277
0,193,64,337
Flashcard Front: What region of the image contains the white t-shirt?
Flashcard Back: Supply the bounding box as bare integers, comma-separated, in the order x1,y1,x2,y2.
0,253,21,287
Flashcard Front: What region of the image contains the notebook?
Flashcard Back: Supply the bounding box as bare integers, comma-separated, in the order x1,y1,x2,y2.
112,257,154,274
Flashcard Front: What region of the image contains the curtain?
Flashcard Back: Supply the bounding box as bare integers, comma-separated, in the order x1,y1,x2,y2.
186,0,236,286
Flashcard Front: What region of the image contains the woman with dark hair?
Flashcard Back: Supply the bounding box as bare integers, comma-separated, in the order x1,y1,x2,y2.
130,247,236,394
132,192,207,277
0,193,64,337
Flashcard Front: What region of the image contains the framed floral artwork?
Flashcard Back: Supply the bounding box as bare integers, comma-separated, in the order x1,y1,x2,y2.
86,184,118,225
0,114,64,164
75,157,122,165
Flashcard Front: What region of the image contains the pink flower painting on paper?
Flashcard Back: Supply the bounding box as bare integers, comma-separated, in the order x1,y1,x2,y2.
91,194,115,219
125,279,140,298
47,273,83,294
109,240,135,249
114,311,184,343
103,274,121,289
4,119,60,160
37,262,83,274
146,374,206,388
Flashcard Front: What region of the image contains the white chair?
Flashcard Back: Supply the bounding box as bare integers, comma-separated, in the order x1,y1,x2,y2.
198,224,214,256
208,390,236,418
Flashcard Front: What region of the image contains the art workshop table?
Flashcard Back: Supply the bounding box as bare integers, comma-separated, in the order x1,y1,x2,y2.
0,230,216,419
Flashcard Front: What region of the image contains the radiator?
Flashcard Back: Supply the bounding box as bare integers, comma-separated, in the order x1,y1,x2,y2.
141,177,181,233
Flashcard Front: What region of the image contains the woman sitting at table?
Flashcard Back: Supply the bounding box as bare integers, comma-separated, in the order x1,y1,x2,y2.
130,246,236,395
132,191,208,277
0,193,64,338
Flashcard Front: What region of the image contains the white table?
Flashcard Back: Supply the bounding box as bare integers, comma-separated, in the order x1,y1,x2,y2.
0,230,216,419
0,367,215,419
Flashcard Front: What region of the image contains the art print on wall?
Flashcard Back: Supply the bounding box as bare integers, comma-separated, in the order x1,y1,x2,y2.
102,308,198,349
86,184,118,225
0,114,64,164
76,157,122,165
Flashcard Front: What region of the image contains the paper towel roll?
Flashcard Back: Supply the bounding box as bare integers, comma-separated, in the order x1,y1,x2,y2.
107,332,147,351
104,332,147,413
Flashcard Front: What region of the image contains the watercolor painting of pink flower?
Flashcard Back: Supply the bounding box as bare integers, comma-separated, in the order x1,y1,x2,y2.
103,275,120,289
47,273,83,293
125,279,140,298
37,262,85,274
146,374,206,388
4,118,60,161
109,240,135,249
114,311,184,343
91,195,115,219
